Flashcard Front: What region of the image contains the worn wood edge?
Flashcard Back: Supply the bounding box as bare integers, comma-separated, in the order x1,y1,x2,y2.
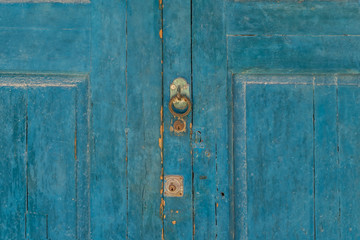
0,72,88,87
235,73,360,86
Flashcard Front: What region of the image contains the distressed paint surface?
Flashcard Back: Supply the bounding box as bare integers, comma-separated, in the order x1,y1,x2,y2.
227,0,360,238
163,0,193,238
1,0,360,239
0,0,89,3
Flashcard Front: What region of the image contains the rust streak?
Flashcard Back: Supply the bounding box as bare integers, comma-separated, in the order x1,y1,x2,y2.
160,198,165,217
159,106,165,237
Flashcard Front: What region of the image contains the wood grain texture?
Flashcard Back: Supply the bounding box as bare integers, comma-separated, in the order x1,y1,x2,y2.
126,0,163,238
338,85,360,239
89,0,127,239
226,1,360,35
192,0,233,239
233,74,360,239
234,76,315,239
27,87,78,239
0,0,89,3
314,79,339,240
2,0,360,239
162,0,193,239
0,88,26,239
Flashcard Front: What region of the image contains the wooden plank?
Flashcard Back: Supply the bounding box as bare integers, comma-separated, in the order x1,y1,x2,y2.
233,76,247,240
228,36,360,73
314,76,340,239
0,29,90,72
0,4,90,29
338,85,360,238
162,0,193,238
235,78,314,239
0,87,26,239
75,80,90,239
226,1,360,35
126,0,163,238
192,0,232,239
0,0,89,3
25,213,47,239
89,0,127,238
0,0,90,4
27,86,77,239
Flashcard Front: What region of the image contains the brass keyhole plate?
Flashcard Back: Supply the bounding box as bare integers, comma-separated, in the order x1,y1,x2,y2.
164,175,184,197
170,77,190,110
173,119,186,133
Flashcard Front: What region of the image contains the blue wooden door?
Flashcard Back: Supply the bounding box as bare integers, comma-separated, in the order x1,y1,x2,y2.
1,0,360,240
0,1,162,239
220,1,360,240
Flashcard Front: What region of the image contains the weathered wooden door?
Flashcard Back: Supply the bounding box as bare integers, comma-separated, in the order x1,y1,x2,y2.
1,0,360,239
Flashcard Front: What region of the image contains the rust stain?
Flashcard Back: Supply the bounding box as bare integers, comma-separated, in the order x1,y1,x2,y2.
159,106,165,238
216,203,219,208
176,210,179,214
160,198,165,216
159,29,163,39
164,214,166,219
172,221,176,225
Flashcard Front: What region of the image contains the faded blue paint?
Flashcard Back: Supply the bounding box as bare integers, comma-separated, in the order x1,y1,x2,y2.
1,0,360,240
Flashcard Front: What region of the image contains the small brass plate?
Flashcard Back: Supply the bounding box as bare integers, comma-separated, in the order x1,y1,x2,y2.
164,175,184,197
173,119,186,133
170,78,190,110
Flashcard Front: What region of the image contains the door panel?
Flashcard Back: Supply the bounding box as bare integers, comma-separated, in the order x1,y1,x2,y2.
0,88,26,240
338,85,360,239
233,74,360,239
228,36,360,73
0,74,89,239
225,0,360,238
2,0,360,239
0,4,90,72
27,81,89,239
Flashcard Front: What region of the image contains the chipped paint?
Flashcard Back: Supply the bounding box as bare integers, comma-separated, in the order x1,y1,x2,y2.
160,198,165,217
159,29,163,39
159,106,165,237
